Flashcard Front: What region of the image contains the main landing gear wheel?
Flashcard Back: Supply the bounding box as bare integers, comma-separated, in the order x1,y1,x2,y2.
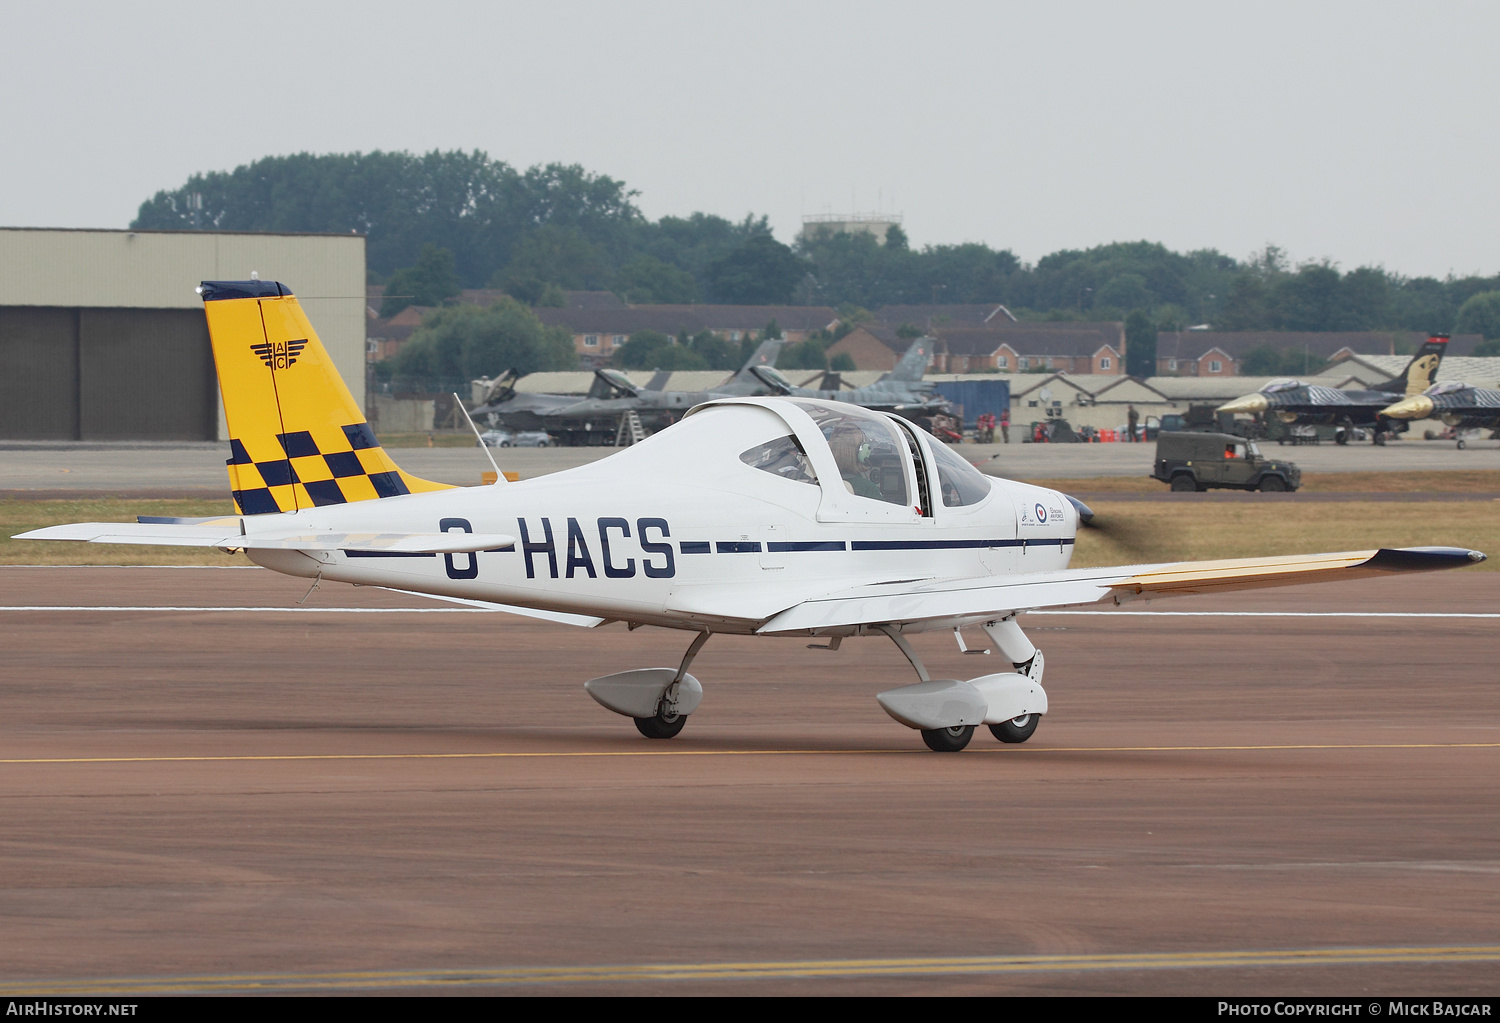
989,714,1039,743
634,708,687,739
921,724,975,752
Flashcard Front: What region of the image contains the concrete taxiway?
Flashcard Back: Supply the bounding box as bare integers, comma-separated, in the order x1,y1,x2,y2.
0,566,1496,995
1,434,1493,494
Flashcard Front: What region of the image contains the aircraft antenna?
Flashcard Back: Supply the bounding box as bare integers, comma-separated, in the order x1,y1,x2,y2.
452,392,506,485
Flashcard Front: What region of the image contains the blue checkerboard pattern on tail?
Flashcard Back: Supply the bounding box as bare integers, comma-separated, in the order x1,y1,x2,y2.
227,421,411,515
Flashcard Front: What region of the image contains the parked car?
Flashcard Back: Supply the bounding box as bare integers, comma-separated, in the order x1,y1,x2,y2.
1151,430,1300,492
478,429,553,448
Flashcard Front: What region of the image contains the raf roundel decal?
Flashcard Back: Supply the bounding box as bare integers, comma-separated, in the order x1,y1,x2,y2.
1035,503,1048,523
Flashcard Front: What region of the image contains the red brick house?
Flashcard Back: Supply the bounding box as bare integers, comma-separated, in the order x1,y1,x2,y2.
1153,331,1482,376
828,320,1125,375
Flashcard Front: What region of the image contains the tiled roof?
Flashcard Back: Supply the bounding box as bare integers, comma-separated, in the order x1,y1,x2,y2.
536,307,708,335
874,304,1014,328
563,290,628,310
1330,354,1500,387
1156,331,1485,360
537,304,838,335
933,323,1123,359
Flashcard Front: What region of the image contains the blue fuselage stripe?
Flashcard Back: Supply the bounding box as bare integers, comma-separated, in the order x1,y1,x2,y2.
850,538,1073,551
344,550,438,559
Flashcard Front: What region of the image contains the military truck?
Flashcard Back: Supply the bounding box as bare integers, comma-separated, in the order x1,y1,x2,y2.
1151,431,1301,492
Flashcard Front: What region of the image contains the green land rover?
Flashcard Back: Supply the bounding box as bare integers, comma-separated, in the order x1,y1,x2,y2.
1151,431,1301,492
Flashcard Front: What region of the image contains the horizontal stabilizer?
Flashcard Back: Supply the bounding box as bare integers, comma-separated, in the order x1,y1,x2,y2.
758,547,1485,633
14,522,515,555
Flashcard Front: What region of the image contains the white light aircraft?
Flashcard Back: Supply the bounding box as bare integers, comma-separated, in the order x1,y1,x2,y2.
17,281,1487,751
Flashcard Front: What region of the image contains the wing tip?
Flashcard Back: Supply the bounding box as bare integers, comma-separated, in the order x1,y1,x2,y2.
1367,546,1486,571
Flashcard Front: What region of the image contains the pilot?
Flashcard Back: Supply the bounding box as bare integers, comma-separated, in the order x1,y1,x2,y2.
828,426,883,499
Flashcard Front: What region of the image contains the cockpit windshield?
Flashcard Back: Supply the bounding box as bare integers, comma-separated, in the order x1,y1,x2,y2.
926,441,993,507
740,435,817,485
595,369,637,396
1262,378,1306,393
1427,381,1469,396
792,401,909,506
753,366,796,393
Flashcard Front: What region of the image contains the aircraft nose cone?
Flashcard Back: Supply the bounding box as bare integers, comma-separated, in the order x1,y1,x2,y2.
1218,393,1269,414
1381,395,1434,419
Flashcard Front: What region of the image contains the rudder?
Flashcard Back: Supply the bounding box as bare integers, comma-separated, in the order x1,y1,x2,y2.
200,279,451,515
1379,333,1448,396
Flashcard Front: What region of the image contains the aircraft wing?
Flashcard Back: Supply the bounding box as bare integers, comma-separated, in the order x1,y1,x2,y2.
757,547,1484,634
15,522,517,555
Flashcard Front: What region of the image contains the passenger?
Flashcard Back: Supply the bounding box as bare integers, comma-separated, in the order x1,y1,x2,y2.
828,426,882,499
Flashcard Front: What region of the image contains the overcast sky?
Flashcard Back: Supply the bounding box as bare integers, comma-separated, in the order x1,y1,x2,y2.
3,1,1494,279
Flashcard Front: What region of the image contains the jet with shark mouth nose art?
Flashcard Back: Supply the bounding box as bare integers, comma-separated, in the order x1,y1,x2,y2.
1218,335,1449,445
15,282,1485,751
1382,381,1500,447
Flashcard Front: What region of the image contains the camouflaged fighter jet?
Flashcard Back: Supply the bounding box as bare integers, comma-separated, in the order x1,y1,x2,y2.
744,336,952,418
472,339,787,446
1382,381,1500,447
1218,335,1449,445
15,280,1486,753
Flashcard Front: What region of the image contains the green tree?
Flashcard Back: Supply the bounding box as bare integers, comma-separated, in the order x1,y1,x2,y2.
614,255,698,304
1097,274,1152,312
687,331,740,370
1124,310,1157,377
492,225,609,301
380,244,461,317
829,351,857,372
884,225,909,251
614,330,707,370
708,234,809,304
1455,291,1500,339
778,338,830,370
1240,344,1328,377
388,298,576,383
761,319,782,340
133,151,641,288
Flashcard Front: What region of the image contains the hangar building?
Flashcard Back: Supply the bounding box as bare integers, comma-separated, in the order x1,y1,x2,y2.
0,228,366,441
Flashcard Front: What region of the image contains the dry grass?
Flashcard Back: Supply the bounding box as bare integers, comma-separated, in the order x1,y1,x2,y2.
1,499,239,566
5,496,1496,572
1071,499,1500,570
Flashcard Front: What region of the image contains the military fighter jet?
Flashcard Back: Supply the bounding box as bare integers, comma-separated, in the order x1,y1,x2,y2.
744,336,950,419
1382,381,1500,448
16,280,1486,752
1218,335,1448,445
473,339,787,445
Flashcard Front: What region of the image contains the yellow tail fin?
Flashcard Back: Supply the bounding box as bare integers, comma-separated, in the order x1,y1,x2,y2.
200,280,451,515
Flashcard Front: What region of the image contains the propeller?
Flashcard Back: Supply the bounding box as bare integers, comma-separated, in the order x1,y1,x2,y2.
1065,494,1097,528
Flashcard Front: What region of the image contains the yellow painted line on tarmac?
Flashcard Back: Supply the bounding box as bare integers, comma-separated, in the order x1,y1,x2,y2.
0,741,1497,767
5,944,1499,994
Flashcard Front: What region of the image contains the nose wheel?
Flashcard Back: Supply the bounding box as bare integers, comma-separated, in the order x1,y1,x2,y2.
921,725,975,752
635,707,687,739
990,714,1038,743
